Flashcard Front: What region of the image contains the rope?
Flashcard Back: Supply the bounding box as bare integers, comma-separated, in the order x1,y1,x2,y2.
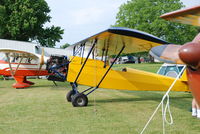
139,65,186,134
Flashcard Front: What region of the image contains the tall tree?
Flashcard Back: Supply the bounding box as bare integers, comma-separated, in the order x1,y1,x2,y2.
0,0,64,47
114,0,198,44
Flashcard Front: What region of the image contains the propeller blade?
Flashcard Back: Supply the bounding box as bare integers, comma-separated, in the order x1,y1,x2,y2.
149,44,184,64
38,48,45,75
40,48,45,65
192,33,200,42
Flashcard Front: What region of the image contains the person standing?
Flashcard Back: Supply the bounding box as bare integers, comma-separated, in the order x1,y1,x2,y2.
192,98,200,118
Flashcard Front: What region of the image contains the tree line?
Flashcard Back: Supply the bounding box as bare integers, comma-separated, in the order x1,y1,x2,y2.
0,0,198,48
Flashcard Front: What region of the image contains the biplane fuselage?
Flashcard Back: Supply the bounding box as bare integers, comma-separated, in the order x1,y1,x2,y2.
67,56,189,92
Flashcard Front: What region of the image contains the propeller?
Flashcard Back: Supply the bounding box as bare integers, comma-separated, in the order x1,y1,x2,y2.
149,44,183,64
150,34,200,106
38,48,45,75
178,42,200,105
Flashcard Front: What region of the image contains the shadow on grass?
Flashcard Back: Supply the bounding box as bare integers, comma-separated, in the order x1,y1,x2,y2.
95,96,191,103
29,82,70,89
131,91,192,111
29,84,57,88
92,91,192,111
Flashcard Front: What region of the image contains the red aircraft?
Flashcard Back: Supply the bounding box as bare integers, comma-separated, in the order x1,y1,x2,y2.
150,5,200,105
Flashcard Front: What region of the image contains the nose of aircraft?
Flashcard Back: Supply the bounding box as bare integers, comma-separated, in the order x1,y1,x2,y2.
179,42,200,68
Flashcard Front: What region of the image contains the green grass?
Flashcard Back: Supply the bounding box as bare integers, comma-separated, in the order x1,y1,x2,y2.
0,64,199,134
113,63,162,73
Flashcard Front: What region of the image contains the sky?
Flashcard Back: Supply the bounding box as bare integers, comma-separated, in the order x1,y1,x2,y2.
45,0,200,48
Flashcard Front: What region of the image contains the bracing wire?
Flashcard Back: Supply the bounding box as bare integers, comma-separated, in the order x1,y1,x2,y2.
93,45,98,113
139,65,186,134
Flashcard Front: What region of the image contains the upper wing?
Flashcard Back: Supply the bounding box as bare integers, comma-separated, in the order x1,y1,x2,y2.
67,27,169,56
0,38,69,61
0,48,39,59
160,5,200,26
0,39,39,59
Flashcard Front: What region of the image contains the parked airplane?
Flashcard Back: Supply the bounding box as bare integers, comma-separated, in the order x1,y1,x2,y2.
150,5,200,105
46,27,189,107
0,39,68,88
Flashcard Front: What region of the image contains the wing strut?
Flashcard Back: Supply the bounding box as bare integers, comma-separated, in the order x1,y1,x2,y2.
69,43,126,107
14,57,23,75
5,53,24,76
70,39,97,95
85,44,125,95
5,53,14,76
104,37,110,68
101,39,107,61
74,39,97,84
81,43,85,64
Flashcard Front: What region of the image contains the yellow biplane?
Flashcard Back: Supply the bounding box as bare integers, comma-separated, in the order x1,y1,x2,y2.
50,27,188,107
48,5,200,107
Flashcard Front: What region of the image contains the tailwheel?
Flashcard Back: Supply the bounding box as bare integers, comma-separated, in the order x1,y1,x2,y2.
72,93,88,107
66,90,75,102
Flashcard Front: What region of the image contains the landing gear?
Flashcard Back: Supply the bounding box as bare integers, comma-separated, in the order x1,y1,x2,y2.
66,90,75,102
13,76,31,89
71,93,88,107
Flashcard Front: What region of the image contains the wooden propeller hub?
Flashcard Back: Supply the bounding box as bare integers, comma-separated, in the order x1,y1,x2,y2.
179,42,200,68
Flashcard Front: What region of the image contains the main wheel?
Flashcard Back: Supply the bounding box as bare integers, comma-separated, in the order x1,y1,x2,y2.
72,93,88,107
66,90,75,102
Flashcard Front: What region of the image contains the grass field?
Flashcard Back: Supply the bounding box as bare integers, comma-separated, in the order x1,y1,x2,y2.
0,63,199,134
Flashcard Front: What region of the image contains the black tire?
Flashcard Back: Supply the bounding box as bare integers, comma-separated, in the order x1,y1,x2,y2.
66,90,75,102
72,93,88,107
